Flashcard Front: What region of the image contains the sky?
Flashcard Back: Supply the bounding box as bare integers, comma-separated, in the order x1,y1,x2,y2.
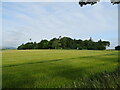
1,1,118,49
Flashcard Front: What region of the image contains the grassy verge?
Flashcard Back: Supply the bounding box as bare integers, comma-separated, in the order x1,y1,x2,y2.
64,67,120,88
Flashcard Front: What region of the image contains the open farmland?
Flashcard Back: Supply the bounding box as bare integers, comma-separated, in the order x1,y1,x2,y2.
2,50,119,88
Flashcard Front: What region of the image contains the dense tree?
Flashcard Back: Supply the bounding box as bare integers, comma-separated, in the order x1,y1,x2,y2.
18,42,34,49
17,37,110,50
18,44,25,50
115,45,120,50
38,40,49,49
96,39,110,50
60,37,75,49
76,39,84,50
48,38,61,49
33,42,39,49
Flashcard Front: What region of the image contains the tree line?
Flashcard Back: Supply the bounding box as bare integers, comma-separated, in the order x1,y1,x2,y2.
17,36,110,50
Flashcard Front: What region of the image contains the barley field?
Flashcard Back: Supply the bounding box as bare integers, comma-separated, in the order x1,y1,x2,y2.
2,50,119,88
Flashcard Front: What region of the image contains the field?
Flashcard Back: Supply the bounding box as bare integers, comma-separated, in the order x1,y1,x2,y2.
2,50,119,88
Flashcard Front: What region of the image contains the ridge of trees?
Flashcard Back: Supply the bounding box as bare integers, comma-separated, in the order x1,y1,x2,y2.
17,36,110,50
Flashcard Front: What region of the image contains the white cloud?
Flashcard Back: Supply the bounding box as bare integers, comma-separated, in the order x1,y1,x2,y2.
2,0,80,2
1,0,111,2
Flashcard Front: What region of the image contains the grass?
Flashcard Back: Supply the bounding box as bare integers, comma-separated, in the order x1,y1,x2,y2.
2,50,119,88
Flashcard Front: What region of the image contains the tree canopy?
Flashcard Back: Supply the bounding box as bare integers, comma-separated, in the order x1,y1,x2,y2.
79,0,120,7
17,37,110,50
115,45,120,50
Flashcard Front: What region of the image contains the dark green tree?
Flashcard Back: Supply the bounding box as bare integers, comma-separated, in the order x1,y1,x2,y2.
60,37,74,49
38,40,49,49
115,45,120,50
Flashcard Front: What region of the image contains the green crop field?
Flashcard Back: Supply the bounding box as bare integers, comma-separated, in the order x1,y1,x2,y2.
2,50,119,88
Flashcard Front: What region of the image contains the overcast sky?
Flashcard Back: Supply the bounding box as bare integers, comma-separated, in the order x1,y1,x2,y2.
2,2,118,49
